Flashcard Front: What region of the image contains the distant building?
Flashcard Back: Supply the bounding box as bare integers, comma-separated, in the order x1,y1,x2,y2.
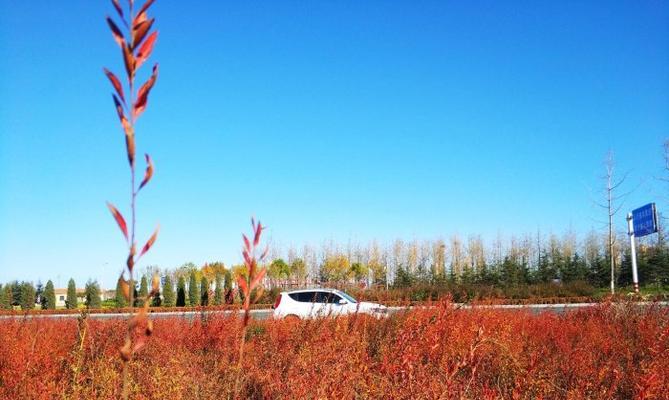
54,288,86,308
101,289,115,302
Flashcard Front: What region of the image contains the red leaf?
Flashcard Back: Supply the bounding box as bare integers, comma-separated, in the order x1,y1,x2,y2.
134,0,156,26
114,94,135,166
237,276,248,296
135,31,157,70
242,234,251,251
106,17,125,48
253,286,265,303
138,153,154,190
111,0,124,19
104,68,125,103
254,222,262,246
132,18,154,50
242,250,252,268
249,259,256,280
127,248,135,272
133,64,158,119
118,275,130,301
112,94,125,122
151,273,160,294
138,0,156,16
260,245,269,261
125,126,135,167
106,202,128,241
138,225,160,258
250,267,266,291
122,42,135,81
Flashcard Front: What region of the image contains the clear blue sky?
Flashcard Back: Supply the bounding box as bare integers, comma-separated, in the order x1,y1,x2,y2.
1,1,667,288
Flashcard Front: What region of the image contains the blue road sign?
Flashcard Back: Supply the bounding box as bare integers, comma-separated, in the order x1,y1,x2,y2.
632,203,658,237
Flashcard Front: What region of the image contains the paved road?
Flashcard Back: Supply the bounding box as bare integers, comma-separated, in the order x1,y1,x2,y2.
2,302,667,320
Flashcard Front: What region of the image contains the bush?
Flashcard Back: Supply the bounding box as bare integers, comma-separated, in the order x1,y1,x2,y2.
0,302,666,398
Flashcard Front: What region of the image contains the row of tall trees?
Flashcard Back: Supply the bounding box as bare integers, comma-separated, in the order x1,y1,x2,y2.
115,267,234,308
0,278,102,310
4,227,668,311
258,227,669,290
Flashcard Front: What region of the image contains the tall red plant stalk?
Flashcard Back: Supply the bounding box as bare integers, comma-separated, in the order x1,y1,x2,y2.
103,0,160,398
234,218,268,398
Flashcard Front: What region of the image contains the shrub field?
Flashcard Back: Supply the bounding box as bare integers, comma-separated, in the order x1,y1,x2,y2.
0,301,667,399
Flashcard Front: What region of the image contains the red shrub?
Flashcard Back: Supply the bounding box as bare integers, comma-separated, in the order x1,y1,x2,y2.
0,302,667,399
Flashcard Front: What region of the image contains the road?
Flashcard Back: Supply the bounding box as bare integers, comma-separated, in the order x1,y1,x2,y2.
2,302,667,320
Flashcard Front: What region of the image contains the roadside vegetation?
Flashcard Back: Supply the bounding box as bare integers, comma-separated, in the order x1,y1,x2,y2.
1,300,667,399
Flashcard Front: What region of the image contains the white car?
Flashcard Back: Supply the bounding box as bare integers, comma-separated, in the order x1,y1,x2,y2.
272,288,388,319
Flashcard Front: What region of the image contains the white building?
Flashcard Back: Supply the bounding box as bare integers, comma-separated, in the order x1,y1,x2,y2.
53,288,86,308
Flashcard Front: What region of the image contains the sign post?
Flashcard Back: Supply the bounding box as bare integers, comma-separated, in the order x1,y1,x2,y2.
627,203,658,293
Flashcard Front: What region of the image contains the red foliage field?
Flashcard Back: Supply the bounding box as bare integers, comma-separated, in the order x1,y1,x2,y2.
1,301,667,399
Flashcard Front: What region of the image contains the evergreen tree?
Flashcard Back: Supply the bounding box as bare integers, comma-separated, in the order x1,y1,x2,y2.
35,281,44,307
139,275,149,300
393,266,414,288
214,272,223,305
562,253,588,282
535,252,557,283
586,252,607,287
500,257,529,286
0,284,8,309
132,280,141,307
176,276,187,307
9,281,21,306
151,290,162,307
224,269,233,304
66,278,78,309
19,282,36,310
84,280,101,309
1,284,13,309
213,271,223,306
188,270,200,306
42,280,56,310
162,275,175,307
115,278,127,308
200,276,209,306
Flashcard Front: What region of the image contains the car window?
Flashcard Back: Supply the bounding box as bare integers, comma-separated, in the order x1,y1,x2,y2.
313,292,329,303
337,291,357,303
288,292,319,303
287,291,342,303
328,294,343,304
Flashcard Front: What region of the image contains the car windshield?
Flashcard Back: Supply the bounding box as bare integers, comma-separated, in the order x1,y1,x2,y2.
336,290,357,303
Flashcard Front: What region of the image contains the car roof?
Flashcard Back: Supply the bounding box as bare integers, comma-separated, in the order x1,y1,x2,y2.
282,288,340,294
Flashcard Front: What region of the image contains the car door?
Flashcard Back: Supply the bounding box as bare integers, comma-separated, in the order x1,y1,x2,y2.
300,291,325,318
324,292,347,316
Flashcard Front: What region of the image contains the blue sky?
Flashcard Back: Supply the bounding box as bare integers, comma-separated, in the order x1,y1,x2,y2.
1,1,668,288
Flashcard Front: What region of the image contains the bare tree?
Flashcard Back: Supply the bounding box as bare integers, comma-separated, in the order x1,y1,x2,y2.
596,151,629,294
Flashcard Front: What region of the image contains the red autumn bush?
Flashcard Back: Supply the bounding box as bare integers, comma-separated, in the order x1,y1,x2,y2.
0,302,667,399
